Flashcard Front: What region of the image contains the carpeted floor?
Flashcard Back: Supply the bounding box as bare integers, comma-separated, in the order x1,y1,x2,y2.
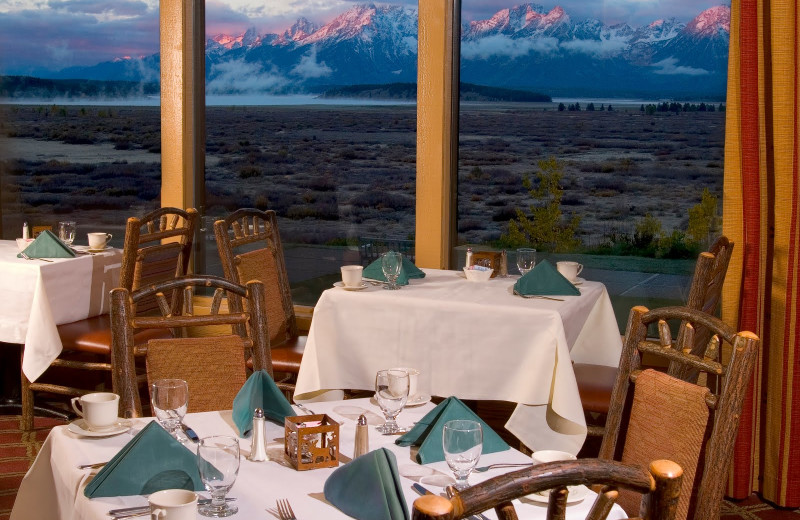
0,413,798,520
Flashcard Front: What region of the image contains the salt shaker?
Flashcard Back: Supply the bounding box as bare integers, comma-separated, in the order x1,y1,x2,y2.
248,407,269,462
465,247,473,268
353,414,369,459
499,250,509,277
22,222,29,240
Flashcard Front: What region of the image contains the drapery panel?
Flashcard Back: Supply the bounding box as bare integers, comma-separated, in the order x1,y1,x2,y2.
723,0,799,507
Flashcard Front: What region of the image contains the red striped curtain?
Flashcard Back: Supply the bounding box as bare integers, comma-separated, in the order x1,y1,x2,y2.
723,0,800,507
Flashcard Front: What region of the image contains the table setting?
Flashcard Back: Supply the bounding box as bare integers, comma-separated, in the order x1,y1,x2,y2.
12,365,628,520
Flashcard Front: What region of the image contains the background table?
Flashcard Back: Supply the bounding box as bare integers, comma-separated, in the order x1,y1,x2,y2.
11,398,627,520
295,269,622,454
0,241,122,382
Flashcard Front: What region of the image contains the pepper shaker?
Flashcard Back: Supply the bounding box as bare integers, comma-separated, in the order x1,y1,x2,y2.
248,407,269,462
499,250,509,277
22,222,29,240
465,247,473,268
353,414,369,459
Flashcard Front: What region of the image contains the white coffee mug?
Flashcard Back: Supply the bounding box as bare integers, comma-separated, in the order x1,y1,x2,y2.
70,392,119,431
341,265,364,287
87,232,112,249
148,489,198,520
556,261,583,281
391,367,419,399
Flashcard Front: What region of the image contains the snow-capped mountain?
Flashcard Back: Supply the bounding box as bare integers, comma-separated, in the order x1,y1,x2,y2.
49,3,731,99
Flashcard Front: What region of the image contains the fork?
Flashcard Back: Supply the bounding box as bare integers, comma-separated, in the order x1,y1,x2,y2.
473,462,534,472
276,499,297,520
512,289,563,301
19,251,53,262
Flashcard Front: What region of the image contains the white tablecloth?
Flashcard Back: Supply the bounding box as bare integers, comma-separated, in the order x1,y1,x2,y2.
295,269,622,454
0,241,122,382
11,398,626,520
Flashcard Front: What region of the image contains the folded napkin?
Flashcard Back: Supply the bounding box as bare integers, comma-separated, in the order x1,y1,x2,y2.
84,421,203,498
363,256,425,286
16,229,75,259
232,370,296,436
513,259,580,296
324,448,409,520
395,396,510,464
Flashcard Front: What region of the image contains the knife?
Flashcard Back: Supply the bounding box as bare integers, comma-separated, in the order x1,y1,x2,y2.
109,498,235,517
411,483,490,520
180,422,199,442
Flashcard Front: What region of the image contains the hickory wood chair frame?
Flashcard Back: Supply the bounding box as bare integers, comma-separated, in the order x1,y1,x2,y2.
214,208,303,395
411,458,684,520
110,275,272,418
598,305,759,520
21,207,198,430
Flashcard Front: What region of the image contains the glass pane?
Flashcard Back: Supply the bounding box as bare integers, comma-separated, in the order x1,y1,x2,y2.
0,1,162,246
202,4,418,306
458,2,728,331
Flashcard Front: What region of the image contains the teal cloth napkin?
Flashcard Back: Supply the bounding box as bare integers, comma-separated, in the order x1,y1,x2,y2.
84,421,203,498
363,256,425,286
324,448,409,520
395,396,510,464
17,230,75,259
232,370,296,436
513,259,580,296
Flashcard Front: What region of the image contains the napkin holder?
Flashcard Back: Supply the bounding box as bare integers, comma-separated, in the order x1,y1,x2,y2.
284,414,340,470
470,251,503,278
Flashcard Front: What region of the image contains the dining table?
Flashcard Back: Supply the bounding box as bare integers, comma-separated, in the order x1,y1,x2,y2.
294,268,623,454
10,398,628,520
0,240,123,383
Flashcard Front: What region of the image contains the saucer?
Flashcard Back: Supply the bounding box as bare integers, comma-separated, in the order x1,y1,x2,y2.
67,418,132,437
572,277,585,286
524,484,589,504
333,281,368,291
406,394,432,407
87,245,110,253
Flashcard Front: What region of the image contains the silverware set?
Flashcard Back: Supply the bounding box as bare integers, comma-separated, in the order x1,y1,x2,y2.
473,462,534,473
512,289,564,301
18,251,53,262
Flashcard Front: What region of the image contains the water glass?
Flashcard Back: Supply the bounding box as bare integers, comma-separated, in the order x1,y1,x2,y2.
151,379,189,439
58,221,76,246
197,435,240,517
443,419,483,490
516,248,537,276
374,369,409,434
381,251,403,290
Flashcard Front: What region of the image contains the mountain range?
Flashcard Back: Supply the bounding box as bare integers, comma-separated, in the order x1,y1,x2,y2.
49,3,731,99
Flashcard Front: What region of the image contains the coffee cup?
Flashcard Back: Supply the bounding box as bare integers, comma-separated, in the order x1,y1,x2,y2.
87,232,112,250
340,265,364,288
556,261,583,282
70,392,119,431
148,489,198,520
391,367,419,399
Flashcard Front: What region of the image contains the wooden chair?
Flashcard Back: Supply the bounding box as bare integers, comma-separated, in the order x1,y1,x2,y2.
214,208,304,395
20,207,198,429
111,275,272,418
575,235,734,437
599,305,758,520
411,458,683,520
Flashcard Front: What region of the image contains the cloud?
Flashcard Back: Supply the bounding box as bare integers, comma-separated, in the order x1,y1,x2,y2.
290,46,332,78
207,59,290,94
560,37,628,57
651,57,709,75
461,35,559,59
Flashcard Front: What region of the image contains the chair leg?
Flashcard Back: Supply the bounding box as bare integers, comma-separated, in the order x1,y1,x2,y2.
20,370,34,431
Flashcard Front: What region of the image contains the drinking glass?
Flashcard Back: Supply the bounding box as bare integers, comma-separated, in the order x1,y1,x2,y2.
443,419,483,490
374,369,409,434
197,435,240,517
516,248,537,276
150,379,189,439
58,221,76,246
381,251,403,290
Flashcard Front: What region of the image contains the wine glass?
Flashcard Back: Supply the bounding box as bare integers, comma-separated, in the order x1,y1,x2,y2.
381,251,403,290
197,435,240,517
58,221,76,246
374,369,409,434
516,248,537,276
442,419,483,490
150,379,189,440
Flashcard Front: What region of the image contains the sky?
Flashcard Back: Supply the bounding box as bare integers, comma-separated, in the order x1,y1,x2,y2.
0,0,727,76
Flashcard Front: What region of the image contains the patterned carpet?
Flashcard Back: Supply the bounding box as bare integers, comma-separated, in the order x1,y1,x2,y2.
0,413,798,520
